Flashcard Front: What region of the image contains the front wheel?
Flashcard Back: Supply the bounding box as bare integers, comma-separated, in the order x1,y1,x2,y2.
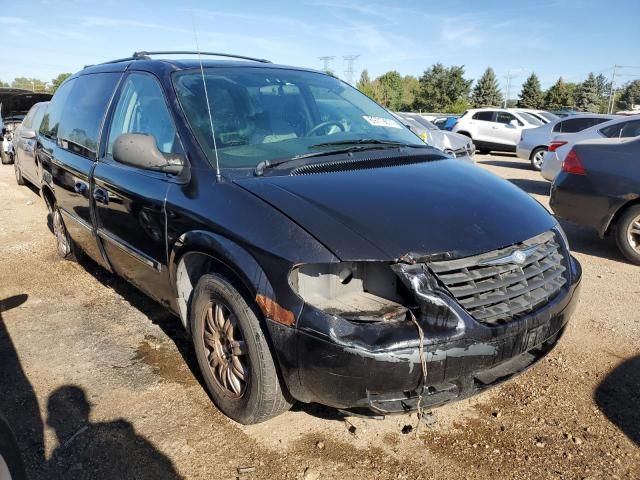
615,205,640,265
191,273,292,424
530,147,547,171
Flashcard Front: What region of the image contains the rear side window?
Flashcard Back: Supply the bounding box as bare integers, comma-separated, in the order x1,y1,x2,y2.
600,119,640,138
39,79,75,140
21,106,37,129
31,104,47,131
554,117,610,134
473,111,493,121
57,73,120,160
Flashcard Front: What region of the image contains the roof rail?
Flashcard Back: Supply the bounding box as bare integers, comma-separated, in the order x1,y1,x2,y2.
92,51,272,67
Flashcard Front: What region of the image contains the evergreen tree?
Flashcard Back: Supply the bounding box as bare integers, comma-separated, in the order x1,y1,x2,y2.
517,73,544,108
356,69,376,100
574,73,600,112
413,63,472,112
376,70,404,110
544,77,571,110
470,67,503,107
616,80,640,111
595,73,612,113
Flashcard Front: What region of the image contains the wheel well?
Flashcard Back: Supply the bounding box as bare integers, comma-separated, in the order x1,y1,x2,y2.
41,185,55,212
529,145,548,160
457,131,471,139
604,199,640,236
175,251,252,331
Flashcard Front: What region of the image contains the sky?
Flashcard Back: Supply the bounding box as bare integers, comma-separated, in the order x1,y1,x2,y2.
2,0,640,96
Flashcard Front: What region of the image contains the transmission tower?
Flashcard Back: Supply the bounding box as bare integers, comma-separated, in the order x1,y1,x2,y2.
318,56,335,73
343,54,360,85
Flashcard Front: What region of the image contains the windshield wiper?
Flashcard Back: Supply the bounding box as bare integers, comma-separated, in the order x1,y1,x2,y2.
254,140,426,176
310,138,422,148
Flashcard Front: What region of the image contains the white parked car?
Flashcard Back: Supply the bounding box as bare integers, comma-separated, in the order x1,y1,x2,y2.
541,115,640,181
395,112,475,163
452,108,539,156
517,114,617,170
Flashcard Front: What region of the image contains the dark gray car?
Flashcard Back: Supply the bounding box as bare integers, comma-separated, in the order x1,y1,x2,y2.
550,136,640,264
13,101,48,187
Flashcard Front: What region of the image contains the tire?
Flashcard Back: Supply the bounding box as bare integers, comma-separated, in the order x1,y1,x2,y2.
52,205,75,260
0,150,10,165
478,149,491,155
14,161,24,185
530,147,547,171
190,273,292,424
0,414,27,480
615,205,640,265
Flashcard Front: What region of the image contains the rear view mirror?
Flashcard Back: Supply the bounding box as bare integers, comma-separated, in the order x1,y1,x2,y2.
509,119,519,128
113,133,184,174
22,129,36,140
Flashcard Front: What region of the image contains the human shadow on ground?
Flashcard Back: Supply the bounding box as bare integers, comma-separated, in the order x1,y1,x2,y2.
45,385,181,479
594,356,640,446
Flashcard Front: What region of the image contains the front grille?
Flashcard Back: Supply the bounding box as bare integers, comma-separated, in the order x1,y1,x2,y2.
428,231,567,325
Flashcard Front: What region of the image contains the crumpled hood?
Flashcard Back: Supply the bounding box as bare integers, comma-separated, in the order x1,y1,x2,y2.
235,158,556,261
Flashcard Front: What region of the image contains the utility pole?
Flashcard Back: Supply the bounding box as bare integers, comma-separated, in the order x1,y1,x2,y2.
343,54,360,85
608,64,619,114
503,72,517,108
318,56,335,74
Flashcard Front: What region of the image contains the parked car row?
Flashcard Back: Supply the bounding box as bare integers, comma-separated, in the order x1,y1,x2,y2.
394,112,475,163
1,52,582,425
517,114,617,170
451,108,557,157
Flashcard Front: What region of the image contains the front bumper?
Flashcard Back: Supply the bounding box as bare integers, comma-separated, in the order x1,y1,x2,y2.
286,255,581,414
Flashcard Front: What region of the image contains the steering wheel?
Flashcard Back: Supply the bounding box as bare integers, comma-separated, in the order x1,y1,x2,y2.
305,121,345,137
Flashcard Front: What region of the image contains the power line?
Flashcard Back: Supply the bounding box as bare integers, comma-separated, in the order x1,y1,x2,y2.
502,71,517,108
343,54,360,85
318,56,335,73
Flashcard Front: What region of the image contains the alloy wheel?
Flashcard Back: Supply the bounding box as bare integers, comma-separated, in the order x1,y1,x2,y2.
532,150,545,169
53,209,71,257
202,302,249,397
627,214,640,254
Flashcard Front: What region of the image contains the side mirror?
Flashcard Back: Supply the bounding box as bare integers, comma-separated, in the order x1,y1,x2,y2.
23,129,36,140
113,133,184,174
509,119,519,128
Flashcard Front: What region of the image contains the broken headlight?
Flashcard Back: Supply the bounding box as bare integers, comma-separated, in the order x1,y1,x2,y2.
289,262,462,330
289,262,409,322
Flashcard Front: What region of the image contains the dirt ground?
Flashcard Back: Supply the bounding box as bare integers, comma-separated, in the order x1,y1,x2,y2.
0,154,638,480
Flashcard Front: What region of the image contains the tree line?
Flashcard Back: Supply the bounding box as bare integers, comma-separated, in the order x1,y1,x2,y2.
356,65,640,114
0,73,73,94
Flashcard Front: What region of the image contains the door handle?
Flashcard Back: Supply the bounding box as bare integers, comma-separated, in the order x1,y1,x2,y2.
74,182,88,194
93,188,109,204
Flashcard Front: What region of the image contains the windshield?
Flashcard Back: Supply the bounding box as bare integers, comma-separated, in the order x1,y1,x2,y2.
518,111,544,126
403,114,438,131
173,67,422,168
538,111,559,122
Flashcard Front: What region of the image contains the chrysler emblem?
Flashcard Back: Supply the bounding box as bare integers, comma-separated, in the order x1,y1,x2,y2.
480,245,538,267
512,250,528,265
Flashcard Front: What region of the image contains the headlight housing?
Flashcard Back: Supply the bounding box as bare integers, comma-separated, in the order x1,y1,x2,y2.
289,262,408,322
289,261,462,330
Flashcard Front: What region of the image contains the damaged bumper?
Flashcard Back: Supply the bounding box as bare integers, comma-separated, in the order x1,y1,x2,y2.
290,254,581,414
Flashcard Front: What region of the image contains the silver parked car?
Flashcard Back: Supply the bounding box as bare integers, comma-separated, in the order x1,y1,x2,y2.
541,115,640,181
396,112,475,163
516,114,617,170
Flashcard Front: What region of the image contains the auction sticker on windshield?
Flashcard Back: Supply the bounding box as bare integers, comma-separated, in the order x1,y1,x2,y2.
362,116,402,128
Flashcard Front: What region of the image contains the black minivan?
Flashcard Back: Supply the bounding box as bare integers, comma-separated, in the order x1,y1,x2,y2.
37,52,581,424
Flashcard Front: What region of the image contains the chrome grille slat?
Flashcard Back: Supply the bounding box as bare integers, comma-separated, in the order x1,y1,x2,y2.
428,230,568,326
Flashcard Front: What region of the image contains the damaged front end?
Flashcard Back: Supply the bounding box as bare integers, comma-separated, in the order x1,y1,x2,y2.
288,228,582,416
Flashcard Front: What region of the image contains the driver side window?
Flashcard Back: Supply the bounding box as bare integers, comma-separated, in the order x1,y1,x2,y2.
108,73,180,158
